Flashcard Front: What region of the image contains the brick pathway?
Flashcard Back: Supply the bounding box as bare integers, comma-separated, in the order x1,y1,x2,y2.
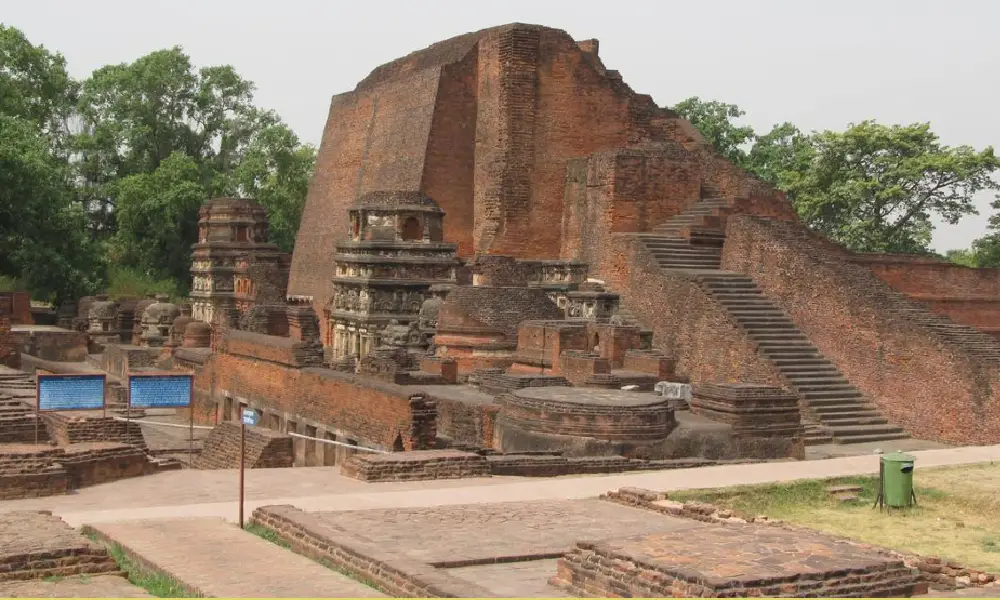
0,444,996,528
0,575,151,598
314,499,701,564
89,517,385,598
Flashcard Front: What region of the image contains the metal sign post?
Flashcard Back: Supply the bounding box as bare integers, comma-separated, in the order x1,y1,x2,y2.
239,408,258,529
127,372,194,461
36,373,107,445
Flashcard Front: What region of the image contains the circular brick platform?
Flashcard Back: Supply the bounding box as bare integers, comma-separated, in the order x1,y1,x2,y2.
495,387,675,458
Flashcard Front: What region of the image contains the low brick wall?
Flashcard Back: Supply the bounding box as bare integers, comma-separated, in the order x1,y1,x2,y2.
0,444,157,500
250,505,492,597
192,421,293,469
0,317,18,369
60,444,153,488
602,487,997,592
0,406,48,444
338,450,777,481
340,450,490,482
0,511,121,582
42,412,145,448
689,383,805,460
553,535,922,598
12,326,89,362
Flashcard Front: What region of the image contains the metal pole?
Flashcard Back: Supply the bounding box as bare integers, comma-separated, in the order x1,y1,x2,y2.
239,421,246,529
125,375,132,447
34,375,40,446
188,376,194,466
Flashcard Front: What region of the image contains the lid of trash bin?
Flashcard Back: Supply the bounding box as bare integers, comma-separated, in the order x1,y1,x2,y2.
881,451,916,464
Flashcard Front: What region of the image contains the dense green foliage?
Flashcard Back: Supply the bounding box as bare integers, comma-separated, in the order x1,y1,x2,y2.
673,97,1000,257
1,25,315,303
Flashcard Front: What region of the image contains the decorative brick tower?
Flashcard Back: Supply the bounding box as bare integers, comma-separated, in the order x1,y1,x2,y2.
189,198,287,326
326,191,461,361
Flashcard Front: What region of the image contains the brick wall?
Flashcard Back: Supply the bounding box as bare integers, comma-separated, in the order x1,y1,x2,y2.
601,233,782,386
192,421,293,469
341,449,490,482
99,344,161,379
561,145,701,264
42,413,145,448
722,216,1000,445
13,328,89,362
0,444,154,500
855,254,1000,337
289,24,707,334
0,291,33,325
0,317,17,369
192,340,437,451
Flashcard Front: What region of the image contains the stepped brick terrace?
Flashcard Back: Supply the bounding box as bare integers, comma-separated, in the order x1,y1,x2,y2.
3,21,1000,598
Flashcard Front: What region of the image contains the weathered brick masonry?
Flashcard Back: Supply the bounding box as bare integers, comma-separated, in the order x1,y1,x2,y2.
857,253,1000,339
722,216,1000,445
191,332,437,451
192,421,293,469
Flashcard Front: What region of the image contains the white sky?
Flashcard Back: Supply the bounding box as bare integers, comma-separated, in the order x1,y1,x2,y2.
5,0,998,253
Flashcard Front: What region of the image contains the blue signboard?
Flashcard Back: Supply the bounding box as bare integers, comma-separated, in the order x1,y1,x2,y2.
129,374,192,409
38,374,105,412
241,408,259,426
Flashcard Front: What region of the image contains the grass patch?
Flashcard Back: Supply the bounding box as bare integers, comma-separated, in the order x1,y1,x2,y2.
244,523,386,593
669,462,1000,572
83,530,198,598
106,542,199,598
243,523,291,549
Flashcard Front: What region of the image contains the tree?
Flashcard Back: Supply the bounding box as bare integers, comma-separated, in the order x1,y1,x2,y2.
0,115,104,302
223,123,316,252
0,24,77,138
789,122,1000,254
111,152,207,287
745,122,815,190
73,46,316,258
73,47,266,236
672,97,756,167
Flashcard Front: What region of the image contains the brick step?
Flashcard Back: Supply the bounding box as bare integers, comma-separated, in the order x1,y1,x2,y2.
779,363,838,372
658,262,722,270
811,408,883,419
821,415,891,427
716,300,777,308
763,352,824,361
803,392,866,404
735,310,792,318
742,323,799,332
798,385,863,395
832,430,910,445
713,293,766,301
649,249,722,259
784,374,852,384
771,358,834,367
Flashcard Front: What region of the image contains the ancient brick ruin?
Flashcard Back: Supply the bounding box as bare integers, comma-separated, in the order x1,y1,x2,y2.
5,23,1000,493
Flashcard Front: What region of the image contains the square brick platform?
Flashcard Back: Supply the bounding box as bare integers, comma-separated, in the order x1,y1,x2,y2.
553,522,925,598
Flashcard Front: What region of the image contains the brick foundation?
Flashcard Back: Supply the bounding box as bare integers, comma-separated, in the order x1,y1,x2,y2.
0,443,156,500
41,412,145,448
0,511,121,582
192,421,293,469
250,505,491,597
340,449,490,482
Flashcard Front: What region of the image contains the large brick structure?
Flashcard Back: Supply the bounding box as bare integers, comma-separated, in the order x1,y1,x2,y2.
283,22,1000,447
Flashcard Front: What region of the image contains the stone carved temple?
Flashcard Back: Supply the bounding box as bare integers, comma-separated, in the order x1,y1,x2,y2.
190,197,289,326
325,191,461,360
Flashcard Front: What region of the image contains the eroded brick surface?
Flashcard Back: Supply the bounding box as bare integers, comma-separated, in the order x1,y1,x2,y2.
0,511,119,581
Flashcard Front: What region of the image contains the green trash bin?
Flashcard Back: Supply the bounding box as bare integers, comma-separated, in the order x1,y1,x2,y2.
881,452,916,508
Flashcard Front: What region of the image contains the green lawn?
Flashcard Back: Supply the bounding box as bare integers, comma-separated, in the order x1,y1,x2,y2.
669,462,1000,572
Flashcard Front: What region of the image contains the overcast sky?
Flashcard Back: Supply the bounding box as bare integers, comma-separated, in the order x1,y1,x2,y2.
6,0,998,252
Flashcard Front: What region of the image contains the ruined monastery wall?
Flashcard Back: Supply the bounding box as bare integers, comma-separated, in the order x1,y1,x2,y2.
604,234,783,387
855,254,1000,338
192,333,437,451
722,216,1000,445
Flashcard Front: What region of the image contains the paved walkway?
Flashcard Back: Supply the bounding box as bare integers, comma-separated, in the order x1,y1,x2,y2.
89,517,385,598
0,443,994,527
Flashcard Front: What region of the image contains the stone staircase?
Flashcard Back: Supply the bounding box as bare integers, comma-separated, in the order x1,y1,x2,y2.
694,272,906,444
637,199,908,445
